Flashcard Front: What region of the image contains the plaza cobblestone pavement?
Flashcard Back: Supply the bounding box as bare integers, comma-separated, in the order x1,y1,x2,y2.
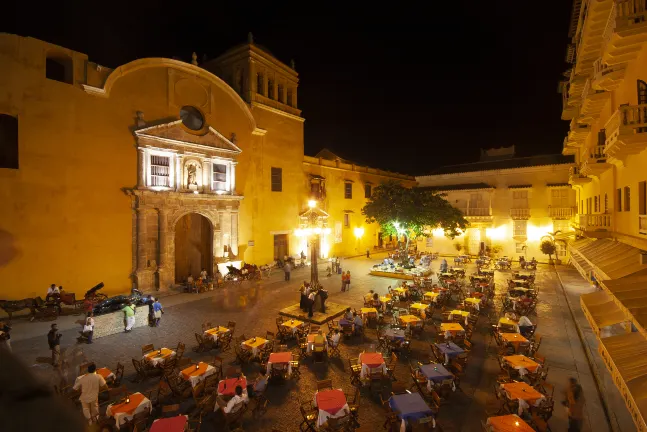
7,254,614,431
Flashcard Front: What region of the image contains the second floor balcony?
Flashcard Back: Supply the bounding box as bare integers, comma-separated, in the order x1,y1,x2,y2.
569,166,592,186
549,207,576,220
580,144,612,179
603,0,647,65
567,118,592,147
592,58,627,91
577,214,613,238
459,207,493,222
510,208,530,220
604,104,647,160
580,79,610,123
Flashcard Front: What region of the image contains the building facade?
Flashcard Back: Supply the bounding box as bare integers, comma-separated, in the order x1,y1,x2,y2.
0,34,413,299
416,148,575,260
560,1,647,430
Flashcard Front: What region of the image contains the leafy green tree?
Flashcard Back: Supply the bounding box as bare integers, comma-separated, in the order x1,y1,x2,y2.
540,239,557,263
362,181,468,254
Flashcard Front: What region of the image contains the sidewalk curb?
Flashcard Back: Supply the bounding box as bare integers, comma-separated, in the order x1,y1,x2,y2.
552,264,620,432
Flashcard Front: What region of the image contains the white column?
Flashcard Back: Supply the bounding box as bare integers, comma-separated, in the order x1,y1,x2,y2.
230,162,237,194
176,155,183,191
230,212,239,256
202,159,211,193
137,148,146,188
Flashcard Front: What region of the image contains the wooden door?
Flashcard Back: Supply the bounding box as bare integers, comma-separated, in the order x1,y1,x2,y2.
274,234,288,260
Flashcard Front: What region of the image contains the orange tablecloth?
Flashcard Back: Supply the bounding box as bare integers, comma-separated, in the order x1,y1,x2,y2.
503,355,540,373
144,348,175,366
109,393,146,415
243,337,268,349
181,362,209,379
360,307,378,316
486,414,534,432
360,352,385,368
501,382,544,404
500,333,529,352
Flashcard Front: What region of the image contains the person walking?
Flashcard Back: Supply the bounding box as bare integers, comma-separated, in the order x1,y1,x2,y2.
0,321,11,352
366,247,370,258
48,323,62,367
341,272,348,292
146,295,155,326
284,260,292,281
83,312,95,344
307,289,315,318
564,377,585,431
345,271,351,291
73,363,107,424
152,298,164,326
121,302,136,333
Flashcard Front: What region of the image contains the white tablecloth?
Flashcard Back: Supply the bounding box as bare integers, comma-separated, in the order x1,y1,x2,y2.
313,390,350,427
179,364,216,388
203,328,230,343
266,361,292,376
143,350,176,367
241,341,268,357
360,362,387,379
106,393,152,427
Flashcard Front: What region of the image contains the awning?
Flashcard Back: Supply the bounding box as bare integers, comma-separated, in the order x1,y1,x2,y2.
602,272,647,337
598,332,647,431
569,238,647,280
580,291,626,336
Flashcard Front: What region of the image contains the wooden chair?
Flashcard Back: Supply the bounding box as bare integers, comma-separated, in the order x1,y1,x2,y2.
234,343,252,365
177,357,192,369
290,353,301,379
386,352,398,381
201,322,213,332
533,353,546,365
228,321,237,333
299,400,318,431
348,358,362,387
161,403,181,418
391,382,407,395
175,342,186,361
141,344,155,356
211,356,223,380
316,378,333,391
194,332,213,353
111,362,125,387
131,358,160,382
219,332,232,353
151,380,174,406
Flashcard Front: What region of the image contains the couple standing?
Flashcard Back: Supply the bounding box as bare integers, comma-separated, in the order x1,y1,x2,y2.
340,271,351,291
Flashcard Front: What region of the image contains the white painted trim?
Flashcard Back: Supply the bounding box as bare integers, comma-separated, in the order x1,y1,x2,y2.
81,85,107,97
270,230,291,235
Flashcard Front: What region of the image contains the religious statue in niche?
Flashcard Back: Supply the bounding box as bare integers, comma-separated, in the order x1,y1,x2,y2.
186,162,200,191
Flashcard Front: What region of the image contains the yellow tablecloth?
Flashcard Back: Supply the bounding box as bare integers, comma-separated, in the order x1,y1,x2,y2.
440,323,464,335
423,292,440,301
503,355,540,373
465,298,480,305
450,310,470,317
392,287,408,295
410,303,428,310
398,315,421,325
360,307,378,316
282,319,304,330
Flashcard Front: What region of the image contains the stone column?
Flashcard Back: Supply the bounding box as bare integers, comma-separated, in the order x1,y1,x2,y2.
157,209,170,290
137,148,146,188
220,208,232,259
176,155,183,191
135,208,153,291
230,163,237,194
202,160,211,193
230,211,239,256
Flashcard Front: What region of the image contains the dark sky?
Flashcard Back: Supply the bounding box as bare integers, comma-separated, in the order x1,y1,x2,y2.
3,1,572,175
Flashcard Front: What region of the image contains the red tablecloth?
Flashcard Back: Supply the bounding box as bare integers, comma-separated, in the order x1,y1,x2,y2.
268,352,292,363
217,378,247,396
150,415,187,432
316,389,347,415
361,352,385,368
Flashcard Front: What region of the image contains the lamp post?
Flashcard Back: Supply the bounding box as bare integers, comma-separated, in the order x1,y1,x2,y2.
297,200,330,289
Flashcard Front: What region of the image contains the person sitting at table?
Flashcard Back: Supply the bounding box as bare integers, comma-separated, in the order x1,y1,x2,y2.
330,329,341,347
246,369,268,398
313,330,327,353
344,308,354,321
353,312,364,334
73,363,107,424
46,283,60,302
518,315,534,336
372,293,382,309
200,268,208,282
216,385,248,414
440,258,448,273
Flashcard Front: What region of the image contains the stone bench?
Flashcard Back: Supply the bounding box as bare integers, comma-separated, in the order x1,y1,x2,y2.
92,306,148,339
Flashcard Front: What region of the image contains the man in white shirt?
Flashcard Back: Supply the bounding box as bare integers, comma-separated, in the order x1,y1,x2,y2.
73,363,107,423
330,329,341,346
216,385,248,414
46,284,60,301
200,268,208,281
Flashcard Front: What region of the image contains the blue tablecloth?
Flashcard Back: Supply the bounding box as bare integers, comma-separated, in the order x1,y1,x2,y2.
339,318,353,327
389,393,434,421
434,342,464,359
384,329,406,341
419,364,453,383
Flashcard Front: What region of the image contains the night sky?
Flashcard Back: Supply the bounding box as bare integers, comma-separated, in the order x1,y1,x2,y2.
3,2,572,175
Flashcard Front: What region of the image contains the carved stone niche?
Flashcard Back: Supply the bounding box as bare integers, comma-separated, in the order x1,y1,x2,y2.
183,159,202,191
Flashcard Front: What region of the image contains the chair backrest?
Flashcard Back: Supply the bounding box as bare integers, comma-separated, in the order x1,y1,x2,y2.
391,382,407,395
316,379,333,391
266,331,275,341
114,362,125,384
141,344,154,355
162,404,180,415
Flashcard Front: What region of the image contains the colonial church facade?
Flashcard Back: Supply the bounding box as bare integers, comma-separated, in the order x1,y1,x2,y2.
0,34,414,298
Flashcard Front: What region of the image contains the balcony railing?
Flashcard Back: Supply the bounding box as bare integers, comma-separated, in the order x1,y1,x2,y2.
589,144,607,161
466,208,490,217
616,0,647,26
510,208,530,219
604,104,647,159
579,214,612,231
640,215,647,234
549,207,575,219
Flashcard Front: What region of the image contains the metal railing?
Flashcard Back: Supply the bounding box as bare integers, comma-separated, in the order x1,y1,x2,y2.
589,144,607,162
605,104,647,150
549,207,575,219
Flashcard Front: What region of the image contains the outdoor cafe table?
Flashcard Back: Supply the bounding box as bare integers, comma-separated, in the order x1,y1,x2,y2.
464,297,481,310
180,362,216,388
512,279,530,287
440,323,464,338
389,392,436,431
281,319,304,334
384,328,406,341
392,287,408,297
420,363,454,391
423,292,440,302
449,309,470,325
242,337,268,356
74,367,115,387
359,352,386,379
144,348,176,366
360,307,378,319
398,314,422,328
150,415,188,432
434,342,465,364
409,303,428,317
106,392,152,428
266,352,293,376
498,317,520,333
339,318,353,329
500,382,545,415
503,355,540,376
439,273,453,278
486,414,534,432
203,326,230,342
307,333,328,353
314,389,349,427
500,333,529,353
217,377,248,397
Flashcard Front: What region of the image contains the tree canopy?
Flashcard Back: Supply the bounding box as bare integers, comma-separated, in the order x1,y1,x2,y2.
362,182,469,242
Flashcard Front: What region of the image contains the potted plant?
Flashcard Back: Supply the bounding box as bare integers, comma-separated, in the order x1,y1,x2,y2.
540,239,557,265
454,242,463,255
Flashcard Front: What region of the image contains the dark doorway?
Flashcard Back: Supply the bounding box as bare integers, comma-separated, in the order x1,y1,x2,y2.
274,234,289,260
639,80,647,132
174,213,212,283
377,232,383,248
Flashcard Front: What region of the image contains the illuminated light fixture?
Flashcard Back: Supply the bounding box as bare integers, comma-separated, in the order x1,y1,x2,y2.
354,227,365,238
308,200,317,208
193,190,199,195
486,226,506,240
432,227,444,237
527,223,554,241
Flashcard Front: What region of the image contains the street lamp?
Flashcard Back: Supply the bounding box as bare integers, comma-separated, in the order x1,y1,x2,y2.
353,226,364,253
296,200,330,289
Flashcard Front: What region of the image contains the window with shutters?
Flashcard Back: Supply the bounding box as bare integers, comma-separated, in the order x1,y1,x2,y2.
551,189,569,207
512,190,528,208
625,186,631,211
271,167,282,192
278,84,284,103
343,213,350,228
513,220,527,237
639,181,647,215
365,184,372,199
150,155,171,187
267,79,274,99
344,182,352,199
256,73,264,95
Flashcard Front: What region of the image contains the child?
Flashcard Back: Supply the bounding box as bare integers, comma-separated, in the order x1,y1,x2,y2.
153,298,164,326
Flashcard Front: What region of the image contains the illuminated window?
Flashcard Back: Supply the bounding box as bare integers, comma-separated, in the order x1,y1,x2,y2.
271,167,282,192
344,182,352,199
365,184,372,199
150,155,170,187
625,186,631,211
212,164,227,191
513,220,527,237
0,114,18,169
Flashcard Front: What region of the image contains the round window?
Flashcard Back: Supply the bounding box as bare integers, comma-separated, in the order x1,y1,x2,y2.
179,106,205,131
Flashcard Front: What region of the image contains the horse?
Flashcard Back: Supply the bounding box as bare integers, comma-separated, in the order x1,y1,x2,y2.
0,297,44,321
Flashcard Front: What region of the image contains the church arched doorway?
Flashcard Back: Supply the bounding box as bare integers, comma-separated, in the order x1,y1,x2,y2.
174,213,213,283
